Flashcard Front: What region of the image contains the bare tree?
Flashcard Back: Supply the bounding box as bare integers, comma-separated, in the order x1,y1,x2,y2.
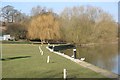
1,5,27,23
60,6,117,44
6,23,27,40
31,6,43,16
31,5,54,16
2,5,17,23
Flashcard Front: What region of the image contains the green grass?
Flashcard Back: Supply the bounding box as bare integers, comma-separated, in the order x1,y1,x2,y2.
2,44,107,78
1,41,32,44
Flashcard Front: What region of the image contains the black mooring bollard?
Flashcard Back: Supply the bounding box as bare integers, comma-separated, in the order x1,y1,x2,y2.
73,49,76,59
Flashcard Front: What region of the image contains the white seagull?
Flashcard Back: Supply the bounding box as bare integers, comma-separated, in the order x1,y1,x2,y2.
71,55,74,58
48,43,50,46
80,58,85,61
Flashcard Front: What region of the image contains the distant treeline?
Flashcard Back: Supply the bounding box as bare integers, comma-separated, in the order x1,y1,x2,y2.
1,5,118,44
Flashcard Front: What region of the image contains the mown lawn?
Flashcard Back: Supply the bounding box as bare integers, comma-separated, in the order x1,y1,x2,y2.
2,44,106,78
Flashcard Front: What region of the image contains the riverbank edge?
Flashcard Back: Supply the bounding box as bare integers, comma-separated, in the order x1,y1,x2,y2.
74,41,118,47
46,46,118,78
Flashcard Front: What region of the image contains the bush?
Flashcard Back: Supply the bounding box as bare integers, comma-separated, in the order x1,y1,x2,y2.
5,23,27,40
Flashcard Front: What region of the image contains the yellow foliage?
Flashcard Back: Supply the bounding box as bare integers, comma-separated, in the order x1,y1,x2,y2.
28,13,60,41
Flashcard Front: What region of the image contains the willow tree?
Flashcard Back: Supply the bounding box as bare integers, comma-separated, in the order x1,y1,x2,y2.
28,12,60,42
60,6,117,44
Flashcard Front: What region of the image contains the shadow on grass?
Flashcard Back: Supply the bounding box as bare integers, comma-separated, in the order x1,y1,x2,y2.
1,56,31,61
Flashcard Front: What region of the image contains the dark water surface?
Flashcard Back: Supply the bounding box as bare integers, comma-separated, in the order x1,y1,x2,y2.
61,43,119,75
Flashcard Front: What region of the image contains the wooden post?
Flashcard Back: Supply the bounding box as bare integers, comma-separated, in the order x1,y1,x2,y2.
47,56,50,63
39,46,43,55
73,49,76,59
39,46,41,53
63,69,67,79
41,51,43,55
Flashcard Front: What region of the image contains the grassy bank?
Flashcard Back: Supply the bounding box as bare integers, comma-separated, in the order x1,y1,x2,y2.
2,44,108,78
1,41,32,44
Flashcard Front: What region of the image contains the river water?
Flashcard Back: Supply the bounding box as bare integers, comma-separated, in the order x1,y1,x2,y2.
60,43,119,75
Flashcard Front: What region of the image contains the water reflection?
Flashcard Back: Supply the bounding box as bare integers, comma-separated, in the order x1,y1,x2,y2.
61,44,119,74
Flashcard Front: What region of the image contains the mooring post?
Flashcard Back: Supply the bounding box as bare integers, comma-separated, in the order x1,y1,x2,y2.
47,56,50,63
63,69,67,80
41,51,43,55
39,46,41,53
73,48,76,59
39,46,43,55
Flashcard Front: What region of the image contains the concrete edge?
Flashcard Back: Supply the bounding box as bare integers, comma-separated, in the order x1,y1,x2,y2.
46,46,118,78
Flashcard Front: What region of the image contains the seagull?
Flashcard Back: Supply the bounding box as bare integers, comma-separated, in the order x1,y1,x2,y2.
80,58,85,61
71,55,74,58
48,43,50,46
53,45,55,47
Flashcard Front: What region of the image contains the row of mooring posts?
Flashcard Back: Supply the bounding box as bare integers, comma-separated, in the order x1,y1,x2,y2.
39,44,83,79
46,55,67,79
38,44,67,79
39,45,50,63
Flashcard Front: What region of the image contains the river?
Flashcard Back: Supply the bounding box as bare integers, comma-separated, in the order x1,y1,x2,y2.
60,43,119,75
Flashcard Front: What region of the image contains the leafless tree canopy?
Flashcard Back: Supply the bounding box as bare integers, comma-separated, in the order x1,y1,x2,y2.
1,5,117,43
60,6,117,44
